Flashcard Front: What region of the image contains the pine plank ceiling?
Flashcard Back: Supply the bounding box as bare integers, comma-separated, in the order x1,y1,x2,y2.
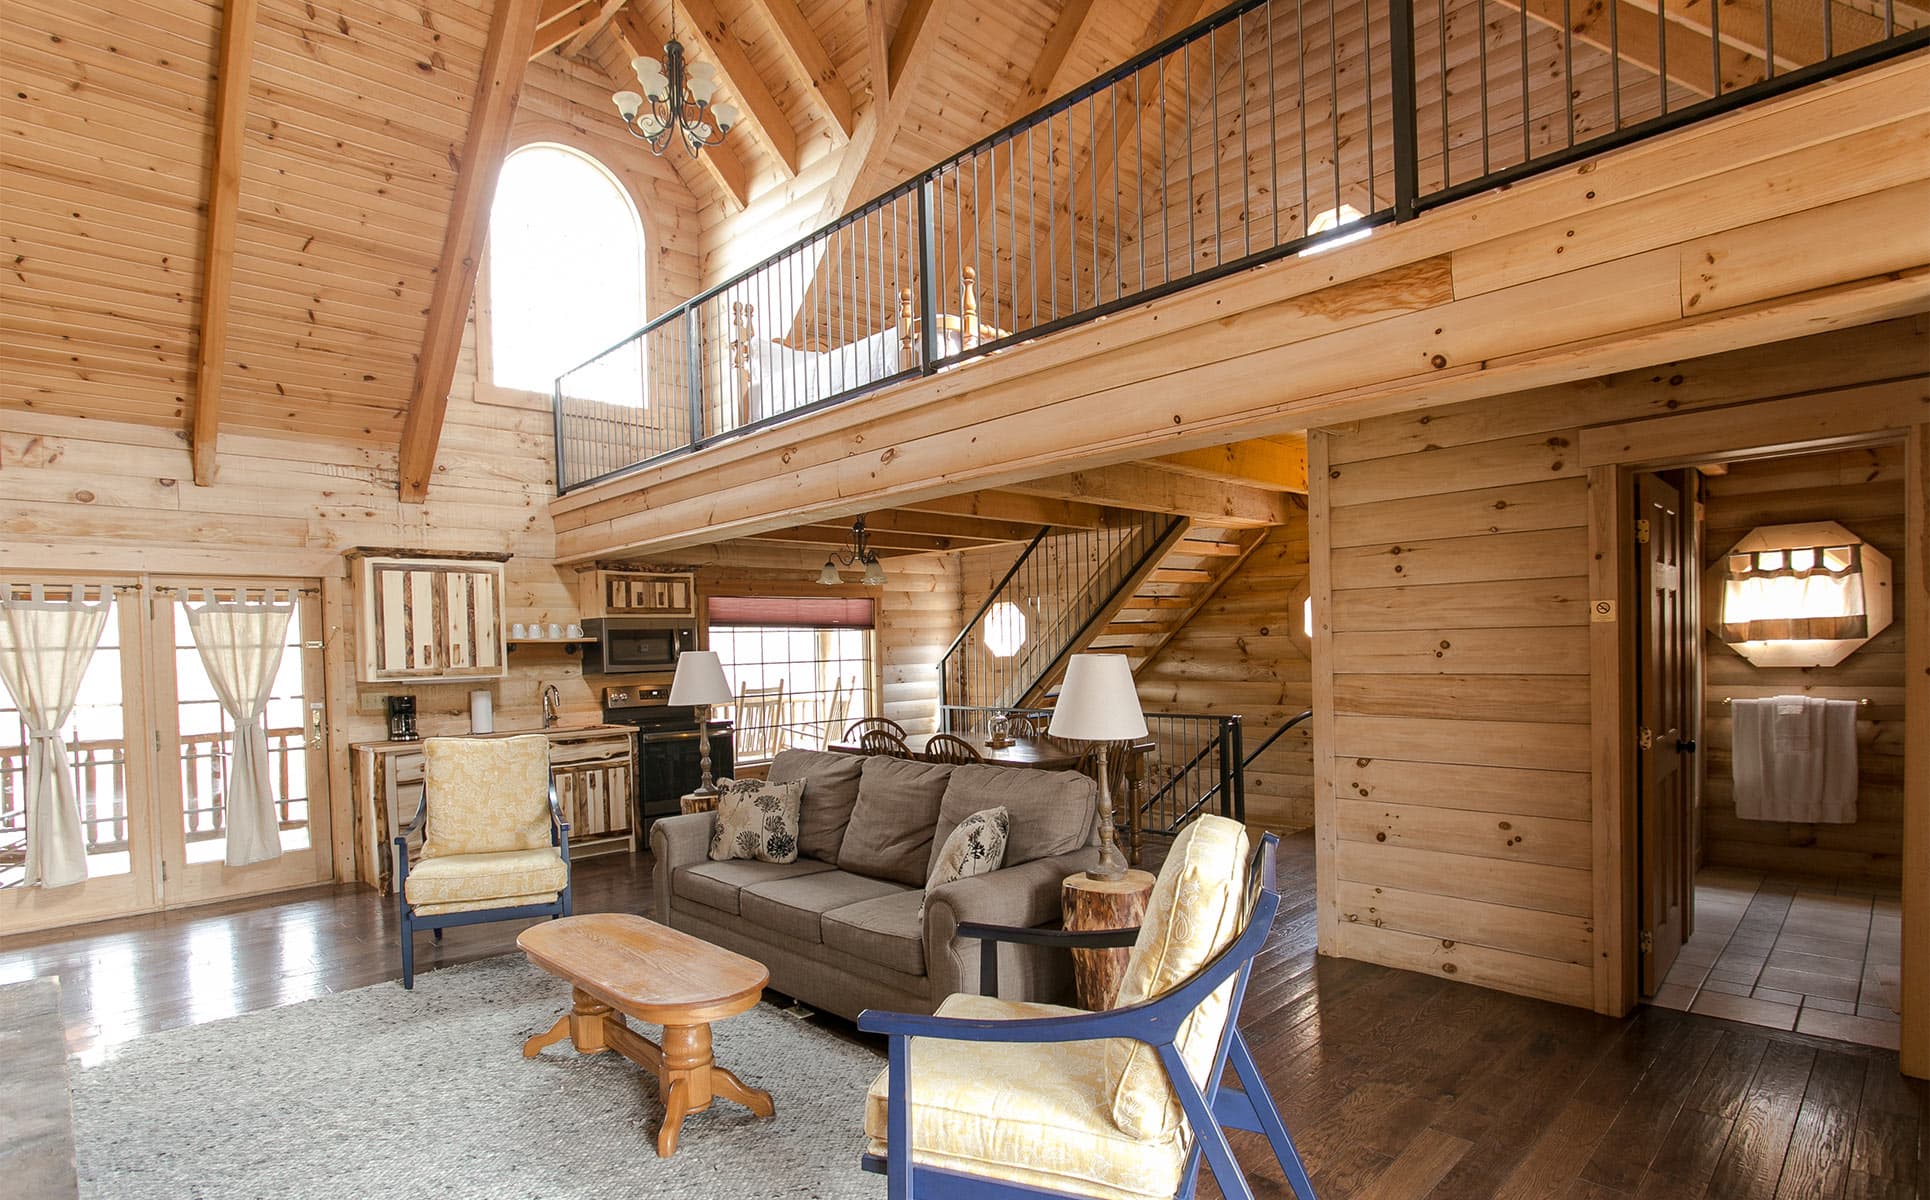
0,0,1181,492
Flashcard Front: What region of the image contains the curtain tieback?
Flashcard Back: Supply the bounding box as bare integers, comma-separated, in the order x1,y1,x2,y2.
25,729,66,746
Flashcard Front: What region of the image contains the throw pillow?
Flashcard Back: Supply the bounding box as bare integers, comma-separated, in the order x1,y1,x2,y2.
706,777,804,864
926,806,1010,893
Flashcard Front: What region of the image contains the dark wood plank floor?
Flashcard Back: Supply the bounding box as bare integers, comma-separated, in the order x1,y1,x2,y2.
2,834,1922,1198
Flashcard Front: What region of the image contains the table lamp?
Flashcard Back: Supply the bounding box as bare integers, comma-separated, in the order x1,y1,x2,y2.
1048,653,1146,881
669,650,734,795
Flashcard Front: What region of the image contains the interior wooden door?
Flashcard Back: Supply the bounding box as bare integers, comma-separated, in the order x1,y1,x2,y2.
0,579,162,934
1636,473,1696,996
149,581,334,907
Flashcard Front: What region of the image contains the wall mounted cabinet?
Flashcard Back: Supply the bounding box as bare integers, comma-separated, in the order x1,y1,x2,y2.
352,556,506,683
579,569,695,619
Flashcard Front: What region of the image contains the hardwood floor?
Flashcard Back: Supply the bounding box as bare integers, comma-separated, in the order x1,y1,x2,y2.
2,834,1922,1198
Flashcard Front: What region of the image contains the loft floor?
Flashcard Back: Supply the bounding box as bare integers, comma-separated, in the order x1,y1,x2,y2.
2,836,1921,1198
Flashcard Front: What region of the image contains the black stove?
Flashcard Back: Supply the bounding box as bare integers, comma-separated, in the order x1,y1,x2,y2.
601,685,734,831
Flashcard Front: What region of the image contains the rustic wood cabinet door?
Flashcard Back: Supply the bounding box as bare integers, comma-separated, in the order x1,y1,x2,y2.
357,558,504,682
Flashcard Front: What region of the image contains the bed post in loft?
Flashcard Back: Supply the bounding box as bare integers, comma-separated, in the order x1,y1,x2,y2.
897,287,917,372
960,265,980,351
730,301,756,430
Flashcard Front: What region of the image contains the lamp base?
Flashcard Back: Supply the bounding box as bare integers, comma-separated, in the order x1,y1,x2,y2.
1084,842,1131,882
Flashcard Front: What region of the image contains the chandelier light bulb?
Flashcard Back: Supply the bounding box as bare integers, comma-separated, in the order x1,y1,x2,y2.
862,558,887,586
711,102,739,130
689,76,719,104
687,60,717,83
631,55,660,77
817,559,842,586
612,90,643,121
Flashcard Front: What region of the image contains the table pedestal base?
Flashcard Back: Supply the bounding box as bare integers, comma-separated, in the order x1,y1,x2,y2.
524,987,775,1156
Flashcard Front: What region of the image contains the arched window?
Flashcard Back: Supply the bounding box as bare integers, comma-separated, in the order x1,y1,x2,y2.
487,144,646,395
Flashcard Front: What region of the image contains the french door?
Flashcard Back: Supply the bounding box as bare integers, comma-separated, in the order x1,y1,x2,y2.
0,575,332,934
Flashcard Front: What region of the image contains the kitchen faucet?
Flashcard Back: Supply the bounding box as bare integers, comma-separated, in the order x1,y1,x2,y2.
542,684,561,729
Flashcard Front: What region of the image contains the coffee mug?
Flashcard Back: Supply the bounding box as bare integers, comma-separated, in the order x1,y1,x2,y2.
565,623,584,638
548,623,563,639
510,623,527,639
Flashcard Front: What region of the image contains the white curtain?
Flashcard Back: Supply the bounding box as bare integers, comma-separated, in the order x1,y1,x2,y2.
0,582,111,888
185,591,294,867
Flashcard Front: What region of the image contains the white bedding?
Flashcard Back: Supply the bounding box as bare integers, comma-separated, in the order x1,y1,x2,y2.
743,322,969,424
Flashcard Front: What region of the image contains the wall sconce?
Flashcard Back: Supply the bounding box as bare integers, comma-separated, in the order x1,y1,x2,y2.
1704,520,1892,668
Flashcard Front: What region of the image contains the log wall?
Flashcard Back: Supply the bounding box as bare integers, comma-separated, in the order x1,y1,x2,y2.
1700,445,1910,881
1309,316,1927,1011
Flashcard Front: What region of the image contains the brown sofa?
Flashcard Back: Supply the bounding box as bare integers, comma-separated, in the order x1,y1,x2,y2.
649,748,1101,1020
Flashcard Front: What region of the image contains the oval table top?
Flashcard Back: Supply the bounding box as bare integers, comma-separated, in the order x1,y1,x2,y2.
517,913,768,1024
826,733,1086,769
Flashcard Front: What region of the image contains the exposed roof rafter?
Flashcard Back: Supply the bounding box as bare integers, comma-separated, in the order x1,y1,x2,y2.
747,0,856,140
675,0,801,177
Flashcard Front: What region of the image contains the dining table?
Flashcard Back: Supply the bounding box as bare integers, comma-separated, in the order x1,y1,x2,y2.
826,732,1087,769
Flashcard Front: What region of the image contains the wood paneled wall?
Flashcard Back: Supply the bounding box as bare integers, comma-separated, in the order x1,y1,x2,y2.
1135,521,1315,833
1309,316,1928,1012
1700,446,1910,881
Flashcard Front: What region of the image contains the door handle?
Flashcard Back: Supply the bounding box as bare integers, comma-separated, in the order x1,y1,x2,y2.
1676,739,1697,754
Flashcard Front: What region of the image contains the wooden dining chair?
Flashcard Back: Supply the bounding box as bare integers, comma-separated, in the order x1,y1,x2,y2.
1000,711,1043,737
843,716,906,743
920,732,983,765
859,728,915,758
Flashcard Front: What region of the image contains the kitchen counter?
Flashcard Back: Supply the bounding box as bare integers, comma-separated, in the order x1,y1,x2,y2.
349,722,634,753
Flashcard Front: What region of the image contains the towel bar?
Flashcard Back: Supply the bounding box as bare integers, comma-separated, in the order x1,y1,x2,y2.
1721,696,1871,706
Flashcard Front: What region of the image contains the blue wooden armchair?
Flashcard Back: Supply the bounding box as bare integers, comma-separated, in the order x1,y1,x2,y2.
858,817,1316,1200
392,735,573,989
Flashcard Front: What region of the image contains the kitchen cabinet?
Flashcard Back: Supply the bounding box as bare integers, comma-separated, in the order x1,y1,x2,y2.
353,556,505,683
579,569,695,619
350,725,637,893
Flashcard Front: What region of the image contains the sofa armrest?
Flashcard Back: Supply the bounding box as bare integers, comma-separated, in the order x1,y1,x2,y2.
649,812,716,922
924,846,1099,1001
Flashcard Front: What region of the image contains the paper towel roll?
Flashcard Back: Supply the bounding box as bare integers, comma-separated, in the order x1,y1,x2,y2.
469,689,494,734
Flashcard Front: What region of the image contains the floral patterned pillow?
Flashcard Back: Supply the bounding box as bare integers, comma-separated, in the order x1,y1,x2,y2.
925,806,1010,893
706,777,805,864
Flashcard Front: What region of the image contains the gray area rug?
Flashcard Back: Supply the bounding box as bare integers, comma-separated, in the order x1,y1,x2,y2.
70,955,887,1199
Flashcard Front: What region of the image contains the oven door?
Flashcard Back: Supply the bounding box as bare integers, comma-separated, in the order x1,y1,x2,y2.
636,727,736,826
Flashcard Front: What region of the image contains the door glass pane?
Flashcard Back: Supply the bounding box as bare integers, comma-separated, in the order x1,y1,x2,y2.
0,599,130,888
172,601,312,865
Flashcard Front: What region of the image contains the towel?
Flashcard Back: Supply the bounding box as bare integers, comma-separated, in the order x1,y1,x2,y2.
1732,695,1858,823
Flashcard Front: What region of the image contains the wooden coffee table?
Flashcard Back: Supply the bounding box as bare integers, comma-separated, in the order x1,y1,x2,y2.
518,913,775,1156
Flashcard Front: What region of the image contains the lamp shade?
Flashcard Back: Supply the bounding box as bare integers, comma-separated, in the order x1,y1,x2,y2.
668,650,733,706
1047,654,1147,740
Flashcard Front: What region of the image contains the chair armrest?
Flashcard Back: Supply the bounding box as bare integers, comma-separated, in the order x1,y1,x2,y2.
923,847,1098,999
548,781,571,845
858,993,1177,1044
954,922,1140,949
649,812,717,922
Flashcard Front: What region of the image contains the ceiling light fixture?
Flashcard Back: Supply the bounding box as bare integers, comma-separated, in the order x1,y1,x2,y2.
818,517,887,586
611,12,737,159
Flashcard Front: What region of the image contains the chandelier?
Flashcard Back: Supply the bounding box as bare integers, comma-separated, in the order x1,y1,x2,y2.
818,518,886,586
612,19,737,158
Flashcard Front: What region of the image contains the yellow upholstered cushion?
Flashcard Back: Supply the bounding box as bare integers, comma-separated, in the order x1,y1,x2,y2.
411,892,560,918
1106,815,1249,1140
403,846,567,908
863,994,1188,1200
420,735,552,858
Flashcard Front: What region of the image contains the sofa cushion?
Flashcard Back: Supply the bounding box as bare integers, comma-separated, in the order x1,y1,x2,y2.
673,857,835,916
707,777,804,863
740,869,912,943
838,756,954,886
929,764,1096,878
403,846,566,908
823,889,928,977
768,748,864,863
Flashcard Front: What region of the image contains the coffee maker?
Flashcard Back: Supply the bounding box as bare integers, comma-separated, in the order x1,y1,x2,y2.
386,694,418,741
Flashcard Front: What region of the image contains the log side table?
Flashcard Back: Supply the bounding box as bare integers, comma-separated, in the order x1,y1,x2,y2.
1061,869,1157,1010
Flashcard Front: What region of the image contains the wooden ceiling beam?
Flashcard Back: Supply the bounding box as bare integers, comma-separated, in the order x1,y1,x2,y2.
1489,0,1733,97
1153,436,1310,492
1005,465,1291,527
675,0,800,177
857,508,1040,542
819,0,963,222
747,525,991,552
1004,0,1104,123
747,0,856,141
531,0,603,59
891,490,1107,528
863,0,891,107
611,7,752,207
189,0,261,486
558,0,630,59
397,0,546,503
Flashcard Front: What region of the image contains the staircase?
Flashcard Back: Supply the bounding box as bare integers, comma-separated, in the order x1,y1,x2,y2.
1081,526,1271,677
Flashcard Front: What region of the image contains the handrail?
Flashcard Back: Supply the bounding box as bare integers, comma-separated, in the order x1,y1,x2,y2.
1015,514,1188,708
937,525,1049,669
1165,709,1313,829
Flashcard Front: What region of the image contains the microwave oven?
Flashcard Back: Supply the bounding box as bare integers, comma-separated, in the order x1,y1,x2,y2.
581,617,696,675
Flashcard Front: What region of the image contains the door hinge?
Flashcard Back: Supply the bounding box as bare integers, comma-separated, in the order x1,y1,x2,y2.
154,730,161,752
1635,518,1652,545
1637,726,1654,750
1640,930,1654,955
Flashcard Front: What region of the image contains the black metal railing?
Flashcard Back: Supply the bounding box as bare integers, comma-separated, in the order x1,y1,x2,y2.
554,0,1927,492
939,512,1184,714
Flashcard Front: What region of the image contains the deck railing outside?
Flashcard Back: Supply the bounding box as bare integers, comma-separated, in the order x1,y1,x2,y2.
555,0,1926,493
0,728,310,885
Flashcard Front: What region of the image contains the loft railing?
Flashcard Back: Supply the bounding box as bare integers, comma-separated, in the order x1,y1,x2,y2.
939,512,1184,715
554,0,1928,493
